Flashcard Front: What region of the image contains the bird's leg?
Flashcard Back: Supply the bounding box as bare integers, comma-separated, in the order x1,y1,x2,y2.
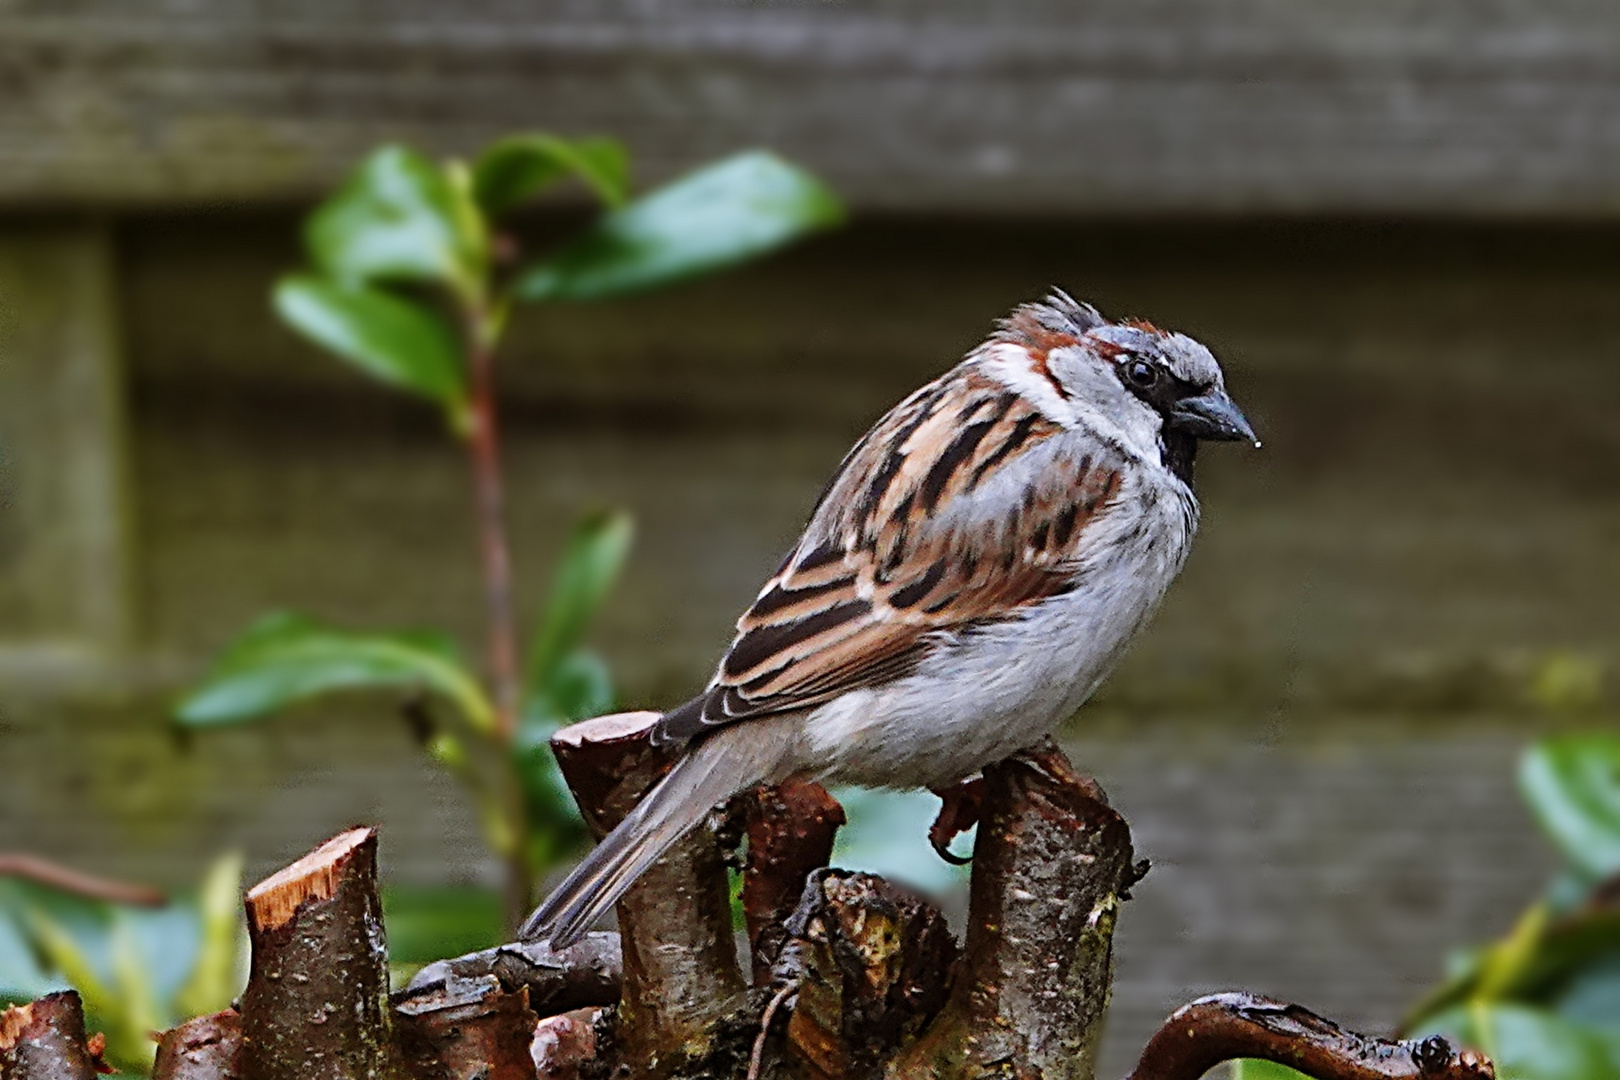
928,776,985,865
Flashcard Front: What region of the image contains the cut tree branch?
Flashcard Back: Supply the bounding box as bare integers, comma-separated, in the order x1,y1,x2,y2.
742,778,846,983
771,870,958,1078
887,741,1136,1080
240,827,396,1080
152,1010,242,1080
1125,993,1495,1080
405,932,622,1017
550,711,748,1075
394,975,537,1080
0,991,98,1080
530,1009,601,1080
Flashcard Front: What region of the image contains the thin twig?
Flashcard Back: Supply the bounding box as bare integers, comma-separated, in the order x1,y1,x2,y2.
463,317,521,745
1125,992,1494,1080
747,981,797,1080
0,854,166,906
461,305,530,935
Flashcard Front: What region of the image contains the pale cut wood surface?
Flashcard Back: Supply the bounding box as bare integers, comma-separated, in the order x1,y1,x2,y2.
2,1,1620,212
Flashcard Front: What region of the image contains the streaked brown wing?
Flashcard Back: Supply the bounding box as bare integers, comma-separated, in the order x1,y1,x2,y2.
653,364,1123,748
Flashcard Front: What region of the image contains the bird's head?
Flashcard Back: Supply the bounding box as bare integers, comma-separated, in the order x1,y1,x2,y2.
1087,319,1258,447
993,291,1257,479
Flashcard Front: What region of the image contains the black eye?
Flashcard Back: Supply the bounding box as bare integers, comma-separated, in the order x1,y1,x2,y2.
1126,359,1157,388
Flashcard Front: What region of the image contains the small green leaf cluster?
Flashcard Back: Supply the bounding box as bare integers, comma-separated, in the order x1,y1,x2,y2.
170,134,841,941
1235,733,1620,1080
1400,733,1620,1080
271,139,840,430
0,855,245,1073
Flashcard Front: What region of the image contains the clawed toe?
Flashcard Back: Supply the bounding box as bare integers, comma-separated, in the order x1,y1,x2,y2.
928,777,985,864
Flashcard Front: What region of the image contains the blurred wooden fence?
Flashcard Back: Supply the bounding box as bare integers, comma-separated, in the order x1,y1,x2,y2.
2,4,1618,1076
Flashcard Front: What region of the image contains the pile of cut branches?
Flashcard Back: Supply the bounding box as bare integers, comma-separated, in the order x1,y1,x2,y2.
1,714,1495,1080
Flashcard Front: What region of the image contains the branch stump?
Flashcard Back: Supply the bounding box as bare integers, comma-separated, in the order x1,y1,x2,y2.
0,716,1499,1080
887,742,1137,1079
1125,994,1496,1080
153,1011,243,1080
393,976,537,1080
549,711,750,1075
240,826,398,1080
0,992,98,1080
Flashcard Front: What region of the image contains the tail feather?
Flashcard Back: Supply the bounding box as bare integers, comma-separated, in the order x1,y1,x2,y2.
519,720,791,947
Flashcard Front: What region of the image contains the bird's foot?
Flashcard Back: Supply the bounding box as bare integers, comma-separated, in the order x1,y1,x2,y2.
928,777,985,865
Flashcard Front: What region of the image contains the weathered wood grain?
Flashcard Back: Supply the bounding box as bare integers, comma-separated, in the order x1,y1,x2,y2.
0,222,131,682
1,1,1620,211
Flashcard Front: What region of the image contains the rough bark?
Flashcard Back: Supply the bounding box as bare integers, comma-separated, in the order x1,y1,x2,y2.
1126,994,1496,1080
393,975,537,1080
405,933,622,1017
0,758,1503,1080
152,1010,243,1080
530,1009,602,1079
240,826,398,1080
0,992,97,1080
550,711,748,1074
887,741,1137,1080
743,780,847,983
771,870,959,1079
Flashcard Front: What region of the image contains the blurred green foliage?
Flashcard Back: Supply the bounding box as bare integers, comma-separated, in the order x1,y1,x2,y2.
173,135,841,941
1234,731,1620,1080
0,855,246,1074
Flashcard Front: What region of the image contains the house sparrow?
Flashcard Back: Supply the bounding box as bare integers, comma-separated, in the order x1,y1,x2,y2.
522,291,1256,947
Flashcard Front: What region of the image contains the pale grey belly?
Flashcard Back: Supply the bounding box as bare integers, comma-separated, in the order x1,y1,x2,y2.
801,587,1157,789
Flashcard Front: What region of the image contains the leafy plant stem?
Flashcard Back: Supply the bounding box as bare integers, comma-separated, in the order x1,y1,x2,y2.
462,308,521,747
460,301,534,930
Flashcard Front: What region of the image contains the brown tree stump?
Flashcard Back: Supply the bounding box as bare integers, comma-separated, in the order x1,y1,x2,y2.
240,826,398,1080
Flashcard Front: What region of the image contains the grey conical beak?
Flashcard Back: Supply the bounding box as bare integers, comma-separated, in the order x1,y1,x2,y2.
1168,389,1259,445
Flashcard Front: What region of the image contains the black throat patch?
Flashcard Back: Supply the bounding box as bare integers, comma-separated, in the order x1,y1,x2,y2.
1161,430,1197,485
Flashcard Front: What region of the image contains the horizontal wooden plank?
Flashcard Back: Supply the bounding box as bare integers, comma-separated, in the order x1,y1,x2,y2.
2,1,1620,212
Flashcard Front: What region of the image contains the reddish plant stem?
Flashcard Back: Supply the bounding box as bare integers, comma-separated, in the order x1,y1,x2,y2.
0,854,165,906
462,309,531,934
464,322,521,744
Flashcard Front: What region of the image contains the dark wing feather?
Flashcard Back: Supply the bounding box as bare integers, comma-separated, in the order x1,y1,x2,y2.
653,363,1124,749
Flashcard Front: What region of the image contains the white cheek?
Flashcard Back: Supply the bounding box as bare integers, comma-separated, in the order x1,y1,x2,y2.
978,343,1076,426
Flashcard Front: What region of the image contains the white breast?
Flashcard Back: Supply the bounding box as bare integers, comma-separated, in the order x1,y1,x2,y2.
802,467,1198,789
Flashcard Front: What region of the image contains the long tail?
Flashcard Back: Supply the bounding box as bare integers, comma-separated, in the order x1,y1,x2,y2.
518,718,791,947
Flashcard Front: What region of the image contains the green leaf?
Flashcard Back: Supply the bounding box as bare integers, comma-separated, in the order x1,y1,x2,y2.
513,652,611,864
1231,1061,1313,1080
473,135,629,215
274,276,468,416
1404,907,1620,1032
177,612,496,733
525,510,633,690
306,145,486,297
25,910,117,1029
830,788,973,895
381,884,502,966
1519,735,1620,879
174,852,245,1020
514,151,842,302
0,907,64,1004
1553,951,1620,1036
1418,1003,1615,1080
1476,902,1550,1001
107,914,162,1070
